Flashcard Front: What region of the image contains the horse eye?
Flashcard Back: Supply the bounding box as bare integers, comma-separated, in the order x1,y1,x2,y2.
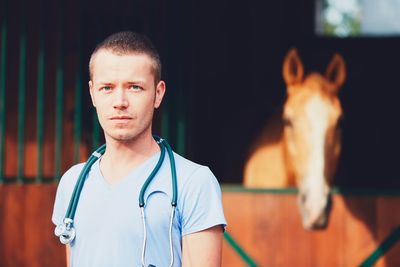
283,117,293,127
336,116,344,130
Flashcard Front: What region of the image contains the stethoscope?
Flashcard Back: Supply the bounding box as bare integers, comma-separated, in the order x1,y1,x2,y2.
54,136,178,267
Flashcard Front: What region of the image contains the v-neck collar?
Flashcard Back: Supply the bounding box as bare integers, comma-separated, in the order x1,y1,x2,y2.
93,151,162,189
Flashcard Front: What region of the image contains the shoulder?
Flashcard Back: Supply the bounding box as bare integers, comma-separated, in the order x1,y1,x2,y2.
56,162,86,196
173,152,203,174
172,152,220,194
173,152,216,182
172,153,226,234
60,162,86,183
52,162,87,225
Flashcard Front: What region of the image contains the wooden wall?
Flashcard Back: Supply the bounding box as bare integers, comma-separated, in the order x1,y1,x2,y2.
0,185,65,267
222,191,400,267
0,185,399,266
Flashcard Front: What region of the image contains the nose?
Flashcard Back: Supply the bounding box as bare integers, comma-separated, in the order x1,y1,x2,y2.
298,190,329,229
113,88,128,109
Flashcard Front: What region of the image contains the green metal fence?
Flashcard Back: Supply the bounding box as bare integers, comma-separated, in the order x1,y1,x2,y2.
0,0,8,183
0,0,188,183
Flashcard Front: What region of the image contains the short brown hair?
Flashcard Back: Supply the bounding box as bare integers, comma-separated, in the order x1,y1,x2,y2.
89,31,162,83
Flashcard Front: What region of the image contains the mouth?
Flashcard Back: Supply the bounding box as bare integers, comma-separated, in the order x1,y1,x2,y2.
110,115,132,120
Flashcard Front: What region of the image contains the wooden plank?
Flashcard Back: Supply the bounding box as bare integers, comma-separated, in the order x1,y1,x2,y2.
1,186,399,266
375,197,400,267
2,185,25,266
342,196,377,266
0,184,65,267
222,234,250,267
308,195,345,267
222,192,400,267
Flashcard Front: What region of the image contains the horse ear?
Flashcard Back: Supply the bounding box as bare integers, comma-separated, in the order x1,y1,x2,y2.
325,53,346,93
283,48,304,86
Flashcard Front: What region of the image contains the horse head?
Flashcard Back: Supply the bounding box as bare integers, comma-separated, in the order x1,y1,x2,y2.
282,48,346,229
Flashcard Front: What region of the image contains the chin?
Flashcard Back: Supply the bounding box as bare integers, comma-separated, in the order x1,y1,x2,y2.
108,130,146,142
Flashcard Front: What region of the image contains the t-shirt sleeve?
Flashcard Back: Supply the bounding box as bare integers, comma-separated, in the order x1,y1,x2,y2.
51,164,83,226
52,176,67,226
179,166,227,236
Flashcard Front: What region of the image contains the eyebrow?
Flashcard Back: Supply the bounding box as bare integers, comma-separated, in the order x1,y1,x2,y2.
96,82,114,86
126,81,145,86
95,81,147,87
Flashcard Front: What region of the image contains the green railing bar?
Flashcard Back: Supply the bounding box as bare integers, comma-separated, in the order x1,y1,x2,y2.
17,28,27,183
221,184,400,196
161,104,170,141
54,64,64,180
91,18,102,151
54,1,65,181
176,117,185,156
222,184,298,194
331,187,400,196
36,10,46,183
176,89,185,155
72,0,84,164
92,113,101,150
223,231,258,267
359,226,400,267
73,67,82,163
0,5,8,183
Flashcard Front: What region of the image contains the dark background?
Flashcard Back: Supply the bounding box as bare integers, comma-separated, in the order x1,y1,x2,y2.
2,0,400,188
188,1,400,188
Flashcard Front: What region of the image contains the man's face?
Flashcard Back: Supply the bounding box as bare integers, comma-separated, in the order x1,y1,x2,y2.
89,49,165,143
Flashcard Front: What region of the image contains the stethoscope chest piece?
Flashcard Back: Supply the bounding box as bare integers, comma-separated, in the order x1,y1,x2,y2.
55,218,76,244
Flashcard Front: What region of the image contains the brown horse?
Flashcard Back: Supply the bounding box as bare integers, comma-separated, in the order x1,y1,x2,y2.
244,48,346,229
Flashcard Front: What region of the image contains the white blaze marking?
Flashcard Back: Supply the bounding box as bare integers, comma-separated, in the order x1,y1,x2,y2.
302,95,330,227
305,95,328,185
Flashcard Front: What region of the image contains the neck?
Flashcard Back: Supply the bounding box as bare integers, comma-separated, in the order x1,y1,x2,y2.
99,132,160,183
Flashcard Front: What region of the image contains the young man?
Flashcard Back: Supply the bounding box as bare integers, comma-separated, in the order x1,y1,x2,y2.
52,31,226,267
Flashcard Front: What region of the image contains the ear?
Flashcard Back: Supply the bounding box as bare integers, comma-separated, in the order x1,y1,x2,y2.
283,48,304,86
325,53,346,93
88,81,96,107
154,81,166,109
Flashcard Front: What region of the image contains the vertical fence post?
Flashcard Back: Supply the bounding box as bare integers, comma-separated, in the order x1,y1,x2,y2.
36,0,47,183
73,60,82,164
74,67,82,163
176,89,185,155
166,0,187,156
161,104,170,141
73,2,83,164
91,2,103,151
17,1,27,183
54,0,65,181
0,0,8,183
92,113,101,149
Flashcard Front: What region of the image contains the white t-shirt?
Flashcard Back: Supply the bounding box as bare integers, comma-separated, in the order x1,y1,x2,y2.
52,151,227,267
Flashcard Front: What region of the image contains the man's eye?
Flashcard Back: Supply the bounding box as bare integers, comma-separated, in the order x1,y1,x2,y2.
102,86,112,91
129,85,142,91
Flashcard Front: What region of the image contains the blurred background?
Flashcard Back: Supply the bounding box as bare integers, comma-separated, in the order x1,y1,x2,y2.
1,0,400,266
1,0,400,187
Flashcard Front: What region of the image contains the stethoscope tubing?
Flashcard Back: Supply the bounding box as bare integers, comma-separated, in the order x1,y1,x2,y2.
139,141,166,207
55,136,178,267
65,144,106,219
